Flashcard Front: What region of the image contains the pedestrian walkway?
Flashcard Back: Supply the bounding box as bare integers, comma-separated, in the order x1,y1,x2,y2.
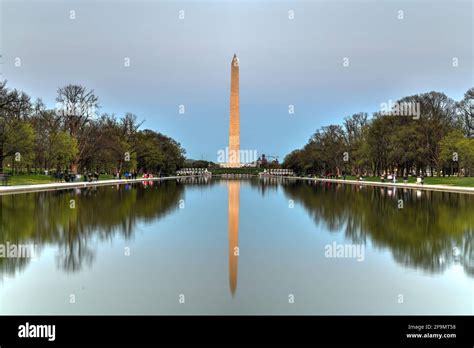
287,176,474,195
0,176,183,195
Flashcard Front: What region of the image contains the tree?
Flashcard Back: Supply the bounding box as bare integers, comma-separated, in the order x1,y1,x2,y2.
31,100,62,171
88,113,142,174
411,91,458,174
440,130,474,176
0,81,33,172
134,130,185,175
343,112,369,175
456,88,474,137
283,149,305,175
4,121,35,173
135,130,165,173
56,84,100,173
49,132,79,171
154,132,186,174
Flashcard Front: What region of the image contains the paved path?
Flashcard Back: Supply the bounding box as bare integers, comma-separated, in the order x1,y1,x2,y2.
0,176,186,195
283,176,474,195
2,175,474,195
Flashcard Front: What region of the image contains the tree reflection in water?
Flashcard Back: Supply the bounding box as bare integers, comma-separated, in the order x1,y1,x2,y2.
1,177,472,284
0,181,184,277
279,180,474,277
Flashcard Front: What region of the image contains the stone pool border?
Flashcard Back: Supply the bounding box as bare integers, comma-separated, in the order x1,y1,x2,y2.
282,176,474,195
0,176,188,196
2,175,474,196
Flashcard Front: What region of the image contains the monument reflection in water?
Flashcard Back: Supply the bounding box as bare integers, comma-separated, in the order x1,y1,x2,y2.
228,180,240,296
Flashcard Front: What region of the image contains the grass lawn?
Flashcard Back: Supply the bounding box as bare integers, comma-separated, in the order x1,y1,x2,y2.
344,175,474,187
422,177,474,187
7,174,55,186
98,174,115,181
3,173,116,186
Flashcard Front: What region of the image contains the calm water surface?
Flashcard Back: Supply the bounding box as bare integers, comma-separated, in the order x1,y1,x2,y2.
0,178,472,314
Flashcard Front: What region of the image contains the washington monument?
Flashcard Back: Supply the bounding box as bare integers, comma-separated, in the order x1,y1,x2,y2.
228,54,240,167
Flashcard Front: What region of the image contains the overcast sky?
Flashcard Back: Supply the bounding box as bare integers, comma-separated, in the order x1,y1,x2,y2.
1,0,472,161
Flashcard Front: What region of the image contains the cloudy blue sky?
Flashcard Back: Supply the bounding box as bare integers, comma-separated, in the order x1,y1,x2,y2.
1,0,472,161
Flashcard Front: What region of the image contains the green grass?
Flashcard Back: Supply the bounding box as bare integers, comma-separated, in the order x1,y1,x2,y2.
98,174,115,181
2,173,120,186
342,175,474,187
422,177,474,187
6,174,55,186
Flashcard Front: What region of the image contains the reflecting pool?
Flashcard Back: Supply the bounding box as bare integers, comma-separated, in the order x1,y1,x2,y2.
0,178,472,314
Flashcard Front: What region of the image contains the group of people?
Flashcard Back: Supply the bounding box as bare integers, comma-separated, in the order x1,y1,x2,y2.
52,171,100,183
380,173,424,184
54,171,77,183
114,171,139,180
114,171,156,180
52,170,157,183
85,172,100,182
380,173,399,183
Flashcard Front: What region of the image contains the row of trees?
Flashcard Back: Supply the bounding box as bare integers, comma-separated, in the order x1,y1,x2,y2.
0,81,186,176
283,89,474,177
